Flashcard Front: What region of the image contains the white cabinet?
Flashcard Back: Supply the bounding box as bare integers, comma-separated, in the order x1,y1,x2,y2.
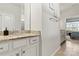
12,38,27,49
8,49,21,56
21,36,40,56
30,44,39,56
21,45,39,56
36,44,39,56
0,41,12,53
0,36,40,56
30,46,37,56
29,36,39,44
29,36,40,56
21,47,30,56
0,42,9,53
0,48,21,56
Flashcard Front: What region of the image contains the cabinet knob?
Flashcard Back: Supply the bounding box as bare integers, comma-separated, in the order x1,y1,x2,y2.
23,51,25,53
0,48,3,49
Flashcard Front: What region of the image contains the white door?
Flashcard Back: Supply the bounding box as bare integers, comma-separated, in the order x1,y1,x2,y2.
42,6,60,55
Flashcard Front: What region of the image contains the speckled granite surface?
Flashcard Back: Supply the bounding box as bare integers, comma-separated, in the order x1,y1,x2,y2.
0,31,40,41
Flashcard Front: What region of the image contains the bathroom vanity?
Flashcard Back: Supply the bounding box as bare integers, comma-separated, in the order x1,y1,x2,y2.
0,31,40,56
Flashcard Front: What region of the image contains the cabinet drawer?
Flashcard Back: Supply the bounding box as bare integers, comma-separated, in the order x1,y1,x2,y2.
30,37,39,44
0,42,9,53
13,38,27,49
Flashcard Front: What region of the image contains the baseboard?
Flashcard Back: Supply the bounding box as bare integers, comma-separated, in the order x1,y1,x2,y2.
50,46,60,56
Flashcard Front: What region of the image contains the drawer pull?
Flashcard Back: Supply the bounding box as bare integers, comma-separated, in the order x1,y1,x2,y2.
0,48,3,49
33,39,37,41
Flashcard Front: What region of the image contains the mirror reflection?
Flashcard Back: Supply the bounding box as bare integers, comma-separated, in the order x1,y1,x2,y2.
0,3,25,34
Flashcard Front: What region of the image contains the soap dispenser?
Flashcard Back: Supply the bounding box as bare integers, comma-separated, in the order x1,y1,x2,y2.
3,27,9,36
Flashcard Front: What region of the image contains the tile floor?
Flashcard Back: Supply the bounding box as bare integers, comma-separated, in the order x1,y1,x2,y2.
55,39,79,56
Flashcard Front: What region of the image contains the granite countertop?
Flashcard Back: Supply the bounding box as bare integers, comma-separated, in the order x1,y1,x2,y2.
0,31,40,41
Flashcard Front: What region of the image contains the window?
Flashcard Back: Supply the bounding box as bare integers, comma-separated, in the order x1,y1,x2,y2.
66,21,79,31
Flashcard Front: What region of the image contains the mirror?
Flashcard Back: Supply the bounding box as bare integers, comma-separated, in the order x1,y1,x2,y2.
0,3,25,33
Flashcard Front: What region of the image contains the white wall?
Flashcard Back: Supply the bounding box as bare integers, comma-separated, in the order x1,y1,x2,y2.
59,16,66,30
0,4,21,31
31,3,42,31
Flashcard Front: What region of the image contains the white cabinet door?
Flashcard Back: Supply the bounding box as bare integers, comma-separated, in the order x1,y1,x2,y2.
30,46,37,56
8,49,21,56
29,36,40,56
29,36,39,45
0,40,12,54
21,46,39,56
21,47,30,56
21,36,40,56
30,44,39,56
22,49,30,56
36,44,39,56
0,49,21,56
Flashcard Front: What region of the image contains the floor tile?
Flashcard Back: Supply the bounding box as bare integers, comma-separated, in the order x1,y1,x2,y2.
55,40,79,56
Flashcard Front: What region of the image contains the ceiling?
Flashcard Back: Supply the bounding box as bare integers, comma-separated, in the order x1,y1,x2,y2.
60,3,76,12
11,3,24,10
7,3,77,13
4,3,79,14
11,3,24,14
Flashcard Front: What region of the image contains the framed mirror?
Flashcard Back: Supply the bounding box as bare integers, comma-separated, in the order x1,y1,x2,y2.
0,3,25,34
